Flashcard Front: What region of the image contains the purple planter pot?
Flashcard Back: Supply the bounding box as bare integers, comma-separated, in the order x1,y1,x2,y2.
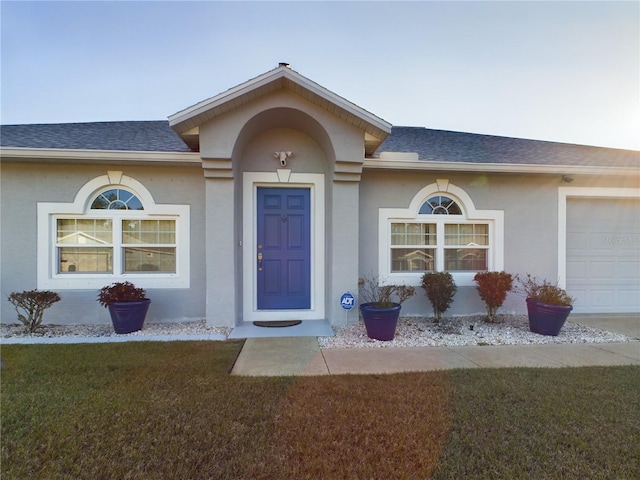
360,302,401,341
108,299,151,334
526,298,572,336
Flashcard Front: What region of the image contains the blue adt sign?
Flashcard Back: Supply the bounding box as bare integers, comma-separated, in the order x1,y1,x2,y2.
340,292,355,311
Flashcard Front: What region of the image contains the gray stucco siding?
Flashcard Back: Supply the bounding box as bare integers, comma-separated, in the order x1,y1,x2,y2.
358,170,638,318
1,162,207,325
4,65,637,326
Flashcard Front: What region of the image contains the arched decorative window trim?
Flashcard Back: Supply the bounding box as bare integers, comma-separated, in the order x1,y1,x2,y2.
378,180,504,287
37,172,190,290
72,172,158,213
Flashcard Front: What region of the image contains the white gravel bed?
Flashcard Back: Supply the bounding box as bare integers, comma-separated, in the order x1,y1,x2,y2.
1,315,634,348
0,320,231,343
318,314,634,349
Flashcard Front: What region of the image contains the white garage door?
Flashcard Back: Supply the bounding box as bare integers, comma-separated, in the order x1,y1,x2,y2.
566,197,640,313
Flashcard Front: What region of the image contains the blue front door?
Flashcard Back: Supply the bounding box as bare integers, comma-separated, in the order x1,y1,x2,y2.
257,187,311,310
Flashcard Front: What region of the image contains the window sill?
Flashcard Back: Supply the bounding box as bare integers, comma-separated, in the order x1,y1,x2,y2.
383,271,480,288
38,274,189,290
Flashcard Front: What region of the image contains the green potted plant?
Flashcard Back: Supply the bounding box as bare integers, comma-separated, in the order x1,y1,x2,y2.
516,274,574,336
359,274,415,341
98,281,150,334
421,272,457,323
7,289,61,333
473,271,513,323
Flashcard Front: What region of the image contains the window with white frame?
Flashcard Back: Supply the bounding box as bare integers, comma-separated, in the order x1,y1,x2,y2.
38,173,190,290
379,181,503,286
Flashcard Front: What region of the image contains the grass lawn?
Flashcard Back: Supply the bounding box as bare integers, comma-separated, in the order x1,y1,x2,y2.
2,341,639,479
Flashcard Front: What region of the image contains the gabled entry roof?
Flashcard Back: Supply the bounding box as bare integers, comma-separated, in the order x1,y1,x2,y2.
168,63,392,155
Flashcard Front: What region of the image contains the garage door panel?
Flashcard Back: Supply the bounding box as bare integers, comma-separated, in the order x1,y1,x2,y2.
567,231,589,249
567,197,640,313
570,289,640,311
618,289,640,308
567,260,586,277
570,288,588,310
589,260,615,279
609,290,638,310
618,261,640,279
573,288,616,310
589,233,612,251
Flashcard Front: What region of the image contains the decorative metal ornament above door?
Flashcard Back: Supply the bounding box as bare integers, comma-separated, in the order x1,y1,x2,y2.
273,151,293,167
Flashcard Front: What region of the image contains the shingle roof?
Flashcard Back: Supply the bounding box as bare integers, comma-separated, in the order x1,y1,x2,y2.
376,127,639,168
2,121,638,168
0,121,192,152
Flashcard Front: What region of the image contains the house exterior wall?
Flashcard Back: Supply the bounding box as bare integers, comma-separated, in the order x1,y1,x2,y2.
0,88,372,328
0,161,206,325
199,90,365,163
196,90,366,326
359,169,639,318
204,176,235,326
2,159,637,326
3,65,637,328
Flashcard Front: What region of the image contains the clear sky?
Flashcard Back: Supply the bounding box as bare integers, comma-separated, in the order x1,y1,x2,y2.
1,0,638,150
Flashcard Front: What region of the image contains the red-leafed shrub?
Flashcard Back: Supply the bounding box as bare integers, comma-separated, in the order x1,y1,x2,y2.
97,281,147,308
473,271,513,322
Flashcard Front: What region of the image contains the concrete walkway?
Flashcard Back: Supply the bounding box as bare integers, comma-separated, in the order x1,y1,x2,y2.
231,315,640,376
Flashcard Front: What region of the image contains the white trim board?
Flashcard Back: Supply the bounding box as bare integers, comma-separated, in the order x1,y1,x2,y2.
1,147,201,165
364,158,637,176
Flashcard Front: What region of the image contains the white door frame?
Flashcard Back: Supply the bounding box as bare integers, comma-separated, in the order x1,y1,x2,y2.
242,171,325,321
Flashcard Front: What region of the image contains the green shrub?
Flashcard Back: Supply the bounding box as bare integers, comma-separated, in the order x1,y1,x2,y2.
7,290,61,333
474,271,513,322
420,272,457,322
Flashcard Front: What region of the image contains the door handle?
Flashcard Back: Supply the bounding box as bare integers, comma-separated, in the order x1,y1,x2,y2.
257,252,263,271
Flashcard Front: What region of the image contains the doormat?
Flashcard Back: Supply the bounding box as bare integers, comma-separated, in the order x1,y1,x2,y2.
253,320,302,328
